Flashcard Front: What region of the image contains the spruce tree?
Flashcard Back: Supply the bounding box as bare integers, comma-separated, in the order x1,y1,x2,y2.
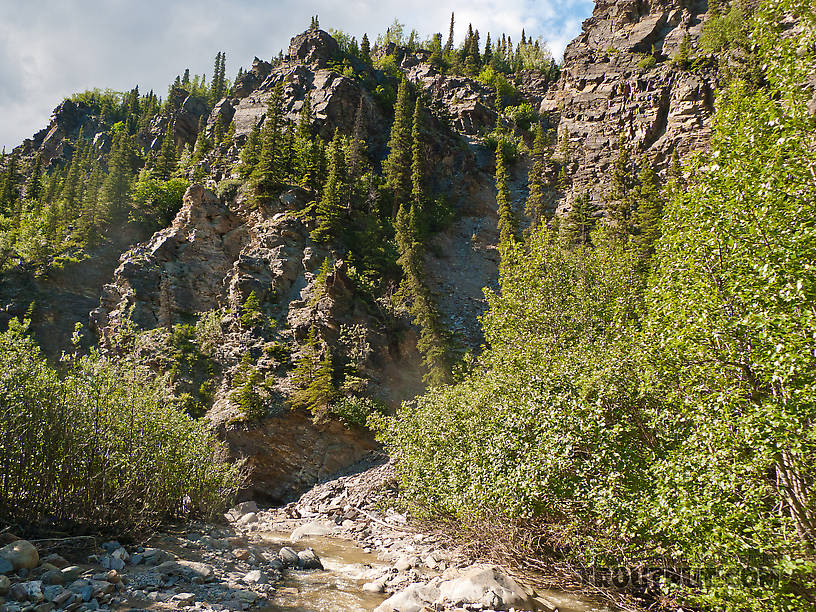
347,98,367,181
0,150,19,215
311,131,346,243
483,33,493,66
360,34,371,63
384,78,413,218
444,13,455,55
253,84,285,196
155,120,178,180
290,326,336,422
561,193,596,247
525,121,547,228
25,156,42,202
495,144,516,247
633,156,663,261
410,98,426,230
99,128,135,224
607,136,636,241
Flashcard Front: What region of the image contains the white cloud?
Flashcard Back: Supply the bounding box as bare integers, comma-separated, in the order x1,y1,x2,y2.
0,0,593,150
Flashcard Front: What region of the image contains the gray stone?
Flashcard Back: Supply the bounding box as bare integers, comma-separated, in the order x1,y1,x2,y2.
362,581,384,593
0,541,38,571
173,592,196,607
0,557,13,575
242,570,267,584
0,574,10,595
40,570,64,586
277,547,299,568
60,567,83,583
296,548,323,570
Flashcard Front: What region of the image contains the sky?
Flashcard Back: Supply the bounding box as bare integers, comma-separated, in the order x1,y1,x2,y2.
0,0,594,151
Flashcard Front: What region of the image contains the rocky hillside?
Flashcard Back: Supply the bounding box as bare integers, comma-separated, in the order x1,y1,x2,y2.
0,0,718,503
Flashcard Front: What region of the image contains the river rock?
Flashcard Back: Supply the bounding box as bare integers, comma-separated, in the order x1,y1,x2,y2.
290,519,335,542
243,569,268,584
236,512,258,526
374,581,442,612
235,589,258,604
173,592,196,606
297,548,323,570
437,564,531,609
0,540,39,570
0,556,13,575
278,547,299,568
0,574,10,594
40,569,65,586
362,580,384,593
60,566,83,583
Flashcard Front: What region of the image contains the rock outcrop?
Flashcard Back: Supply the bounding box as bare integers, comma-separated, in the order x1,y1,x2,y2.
541,0,716,210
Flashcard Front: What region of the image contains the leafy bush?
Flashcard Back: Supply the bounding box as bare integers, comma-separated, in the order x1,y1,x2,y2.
0,319,244,533
637,53,657,70
378,1,816,607
484,127,523,163
699,3,749,53
216,177,242,202
504,103,538,132
476,66,519,108
130,175,189,229
332,395,388,428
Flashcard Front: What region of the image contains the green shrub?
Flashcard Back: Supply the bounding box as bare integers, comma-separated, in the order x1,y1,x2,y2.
0,318,244,533
216,177,242,202
484,127,523,163
332,395,388,428
637,53,657,69
504,103,538,132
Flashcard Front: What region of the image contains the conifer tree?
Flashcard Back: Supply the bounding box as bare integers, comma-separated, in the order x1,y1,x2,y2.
290,326,336,422
347,98,367,181
561,192,596,247
444,13,455,55
99,128,135,224
525,121,547,228
253,84,285,195
311,131,347,243
384,79,413,218
633,156,663,261
25,156,42,202
495,144,516,247
607,136,636,241
483,33,493,66
155,120,178,180
0,150,19,215
360,34,371,63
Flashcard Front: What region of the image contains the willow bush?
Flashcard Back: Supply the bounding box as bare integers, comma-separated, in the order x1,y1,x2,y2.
376,0,816,608
0,319,244,533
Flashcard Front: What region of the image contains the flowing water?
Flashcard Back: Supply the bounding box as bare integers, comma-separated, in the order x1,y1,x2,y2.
256,532,615,612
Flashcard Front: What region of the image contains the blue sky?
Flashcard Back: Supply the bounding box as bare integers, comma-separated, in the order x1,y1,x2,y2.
0,0,594,151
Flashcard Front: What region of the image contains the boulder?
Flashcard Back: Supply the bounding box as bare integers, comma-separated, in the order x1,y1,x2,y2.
374,582,441,612
288,29,341,68
297,548,323,570
0,539,39,570
437,564,531,609
0,574,10,594
278,547,299,568
290,520,335,542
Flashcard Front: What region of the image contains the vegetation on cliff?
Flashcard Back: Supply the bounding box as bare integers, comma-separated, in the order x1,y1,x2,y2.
377,0,816,608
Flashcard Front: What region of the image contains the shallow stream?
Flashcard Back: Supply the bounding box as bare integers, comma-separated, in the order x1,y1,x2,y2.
257,531,615,612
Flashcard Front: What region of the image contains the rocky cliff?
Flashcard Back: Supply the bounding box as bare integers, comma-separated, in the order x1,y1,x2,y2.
0,0,719,503
542,0,715,210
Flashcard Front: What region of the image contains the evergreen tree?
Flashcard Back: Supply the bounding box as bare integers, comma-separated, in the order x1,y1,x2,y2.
99,128,136,224
384,79,413,218
360,34,371,63
25,156,42,202
495,144,516,247
237,121,260,180
0,149,19,215
347,98,367,181
409,98,427,236
311,131,347,243
290,326,336,422
444,13,455,55
607,136,636,241
525,121,547,228
561,192,596,247
483,33,493,66
155,120,178,180
633,156,663,261
253,84,285,196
